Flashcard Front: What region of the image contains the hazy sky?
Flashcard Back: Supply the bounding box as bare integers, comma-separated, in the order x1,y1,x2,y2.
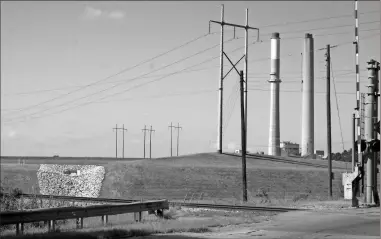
1,1,380,158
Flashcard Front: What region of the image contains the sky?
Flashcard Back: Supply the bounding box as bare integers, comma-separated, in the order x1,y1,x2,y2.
1,1,380,158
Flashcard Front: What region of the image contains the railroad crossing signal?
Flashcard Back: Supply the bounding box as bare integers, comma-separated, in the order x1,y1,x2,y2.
355,139,380,153
375,121,380,134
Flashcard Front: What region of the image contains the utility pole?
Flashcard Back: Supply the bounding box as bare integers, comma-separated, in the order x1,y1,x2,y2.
319,44,337,198
122,124,128,158
209,5,259,154
174,123,182,157
142,125,149,159
148,126,155,159
113,125,127,158
326,44,333,199
113,124,118,158
239,70,248,202
168,122,176,157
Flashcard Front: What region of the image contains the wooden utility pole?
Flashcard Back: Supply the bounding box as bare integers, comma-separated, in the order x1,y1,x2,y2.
121,125,128,158
148,126,155,159
113,124,118,158
168,122,176,157
326,44,332,199
239,70,247,202
113,125,127,158
142,125,149,159
174,123,182,156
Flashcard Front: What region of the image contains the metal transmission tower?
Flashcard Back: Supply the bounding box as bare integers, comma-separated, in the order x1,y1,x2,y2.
148,126,155,159
209,5,259,154
142,125,150,159
174,123,182,157
168,122,176,157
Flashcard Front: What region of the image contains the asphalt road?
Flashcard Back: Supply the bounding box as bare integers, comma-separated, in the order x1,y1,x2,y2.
140,207,380,239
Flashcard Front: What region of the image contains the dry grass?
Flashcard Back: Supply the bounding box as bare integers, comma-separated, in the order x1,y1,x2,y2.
2,153,373,203
0,206,271,238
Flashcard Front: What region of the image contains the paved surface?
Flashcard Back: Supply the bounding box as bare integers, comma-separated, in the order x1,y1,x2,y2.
140,207,380,239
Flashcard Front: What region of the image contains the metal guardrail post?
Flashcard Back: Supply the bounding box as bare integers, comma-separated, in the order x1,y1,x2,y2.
101,215,108,226
16,223,20,235
76,218,80,229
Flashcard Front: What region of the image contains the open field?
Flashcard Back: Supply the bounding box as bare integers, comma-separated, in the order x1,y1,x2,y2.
1,153,361,201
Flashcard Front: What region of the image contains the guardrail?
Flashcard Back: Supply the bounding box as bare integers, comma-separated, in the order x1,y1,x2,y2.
0,192,138,204
0,200,169,235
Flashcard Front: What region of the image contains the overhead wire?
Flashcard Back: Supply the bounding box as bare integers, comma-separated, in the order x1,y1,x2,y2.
5,32,216,114
5,31,377,123
4,16,380,123
3,37,238,122
3,39,248,124
4,20,379,99
330,60,346,152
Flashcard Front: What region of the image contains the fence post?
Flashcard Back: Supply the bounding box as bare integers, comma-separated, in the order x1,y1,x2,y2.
40,198,43,208
80,217,84,229
76,218,80,229
16,223,20,235
139,198,143,222
21,223,24,234
102,215,108,226
50,220,55,231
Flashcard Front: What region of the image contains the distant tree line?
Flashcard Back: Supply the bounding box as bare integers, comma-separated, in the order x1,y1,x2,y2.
328,148,380,164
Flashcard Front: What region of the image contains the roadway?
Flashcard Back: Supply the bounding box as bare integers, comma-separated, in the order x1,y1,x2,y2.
139,207,380,239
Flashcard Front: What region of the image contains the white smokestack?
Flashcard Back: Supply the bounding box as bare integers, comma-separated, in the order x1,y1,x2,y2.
268,32,281,156
301,33,314,158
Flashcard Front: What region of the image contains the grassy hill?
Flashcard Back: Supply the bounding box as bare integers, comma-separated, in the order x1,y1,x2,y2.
1,153,374,202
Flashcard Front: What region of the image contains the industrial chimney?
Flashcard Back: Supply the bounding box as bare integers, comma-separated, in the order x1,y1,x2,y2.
301,33,314,158
268,32,281,156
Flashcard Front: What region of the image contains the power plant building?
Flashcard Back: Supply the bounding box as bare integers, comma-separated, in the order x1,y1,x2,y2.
280,141,299,156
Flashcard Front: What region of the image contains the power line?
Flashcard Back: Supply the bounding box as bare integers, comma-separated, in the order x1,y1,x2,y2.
4,33,379,123
257,10,379,28
3,39,249,124
248,88,357,95
330,60,346,153
4,38,238,122
3,27,378,100
5,33,215,115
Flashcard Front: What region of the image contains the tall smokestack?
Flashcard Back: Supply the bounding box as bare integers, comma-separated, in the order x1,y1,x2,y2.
268,32,281,156
301,33,314,158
